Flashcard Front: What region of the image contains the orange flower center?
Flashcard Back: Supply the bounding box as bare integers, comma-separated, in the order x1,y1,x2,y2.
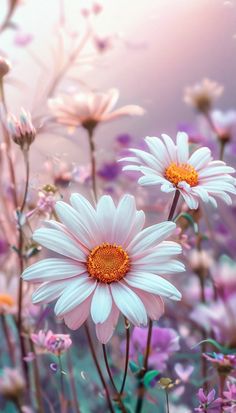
87,243,130,283
0,294,14,307
165,162,198,187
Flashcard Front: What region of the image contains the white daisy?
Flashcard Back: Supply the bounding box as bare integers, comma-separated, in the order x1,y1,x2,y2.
121,132,236,209
22,194,184,343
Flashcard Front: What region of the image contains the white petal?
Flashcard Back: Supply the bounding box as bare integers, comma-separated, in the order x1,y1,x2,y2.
54,276,97,315
32,280,67,304
110,282,147,325
138,175,165,186
33,228,85,261
22,258,86,283
112,195,136,245
188,147,212,170
132,259,185,275
128,221,176,254
70,193,101,242
55,201,95,248
96,195,116,243
176,132,189,163
90,283,112,324
125,272,182,300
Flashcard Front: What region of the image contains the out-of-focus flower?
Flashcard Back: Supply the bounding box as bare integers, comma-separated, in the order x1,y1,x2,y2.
184,78,224,113
204,353,236,375
48,88,144,132
173,227,191,250
0,56,11,79
98,161,121,181
116,133,133,147
189,249,214,275
7,108,36,151
174,363,194,382
0,273,31,315
191,294,236,347
195,388,222,412
93,35,112,53
0,368,25,400
223,381,236,412
129,326,180,372
158,377,180,390
14,32,33,47
27,185,60,220
211,256,236,298
211,110,236,143
121,132,236,209
31,330,72,355
23,193,183,343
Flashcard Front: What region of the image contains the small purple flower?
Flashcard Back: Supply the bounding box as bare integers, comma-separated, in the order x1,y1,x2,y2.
116,133,133,147
129,326,180,372
195,388,222,412
98,161,121,181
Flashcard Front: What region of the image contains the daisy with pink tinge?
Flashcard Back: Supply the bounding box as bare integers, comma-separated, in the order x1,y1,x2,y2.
121,132,236,209
48,88,144,129
22,194,184,343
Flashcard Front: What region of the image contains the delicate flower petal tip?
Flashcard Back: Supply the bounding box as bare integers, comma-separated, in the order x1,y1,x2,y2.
24,193,184,342
49,88,144,129
120,132,236,210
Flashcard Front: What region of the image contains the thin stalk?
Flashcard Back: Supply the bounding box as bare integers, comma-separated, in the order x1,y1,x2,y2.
135,191,180,413
17,150,30,380
119,318,130,395
167,190,180,221
29,341,44,413
1,314,15,365
102,344,127,413
58,354,67,413
84,323,115,413
66,350,81,413
14,398,24,413
87,128,97,201
165,391,170,413
219,140,226,161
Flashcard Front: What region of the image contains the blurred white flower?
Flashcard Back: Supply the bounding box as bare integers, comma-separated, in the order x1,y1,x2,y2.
184,78,224,113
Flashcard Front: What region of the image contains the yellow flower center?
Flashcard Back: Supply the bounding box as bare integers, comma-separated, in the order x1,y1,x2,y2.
0,294,14,307
87,243,130,283
165,162,198,187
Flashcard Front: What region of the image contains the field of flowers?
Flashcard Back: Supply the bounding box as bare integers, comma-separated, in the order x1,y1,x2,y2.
1,1,236,412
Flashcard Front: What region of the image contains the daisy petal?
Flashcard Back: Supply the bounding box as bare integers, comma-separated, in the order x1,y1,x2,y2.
91,283,112,324
111,282,147,325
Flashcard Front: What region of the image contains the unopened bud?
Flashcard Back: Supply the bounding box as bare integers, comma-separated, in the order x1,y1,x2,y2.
7,108,36,151
0,57,11,79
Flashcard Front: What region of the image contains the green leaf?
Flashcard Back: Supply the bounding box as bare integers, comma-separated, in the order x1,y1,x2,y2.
174,212,199,234
129,360,140,374
192,338,236,355
143,370,159,388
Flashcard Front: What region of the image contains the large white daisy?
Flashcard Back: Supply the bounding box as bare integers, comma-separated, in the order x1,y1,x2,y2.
22,194,183,343
121,132,236,209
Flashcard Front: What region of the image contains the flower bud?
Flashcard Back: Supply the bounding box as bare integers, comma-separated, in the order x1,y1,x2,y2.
7,108,36,151
0,57,11,79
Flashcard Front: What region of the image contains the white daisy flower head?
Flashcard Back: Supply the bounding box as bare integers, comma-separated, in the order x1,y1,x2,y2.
22,194,184,343
121,132,236,210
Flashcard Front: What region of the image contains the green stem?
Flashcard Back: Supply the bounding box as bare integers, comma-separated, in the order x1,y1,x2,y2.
84,323,115,413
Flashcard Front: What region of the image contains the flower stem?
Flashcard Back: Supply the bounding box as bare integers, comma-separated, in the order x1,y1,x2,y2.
102,344,127,413
219,140,226,161
87,128,97,202
84,323,115,413
1,314,15,365
29,341,44,413
167,190,180,221
58,353,67,413
17,150,30,381
119,318,130,395
165,390,170,413
66,350,81,413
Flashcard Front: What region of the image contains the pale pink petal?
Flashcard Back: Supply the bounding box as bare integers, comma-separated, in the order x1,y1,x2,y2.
63,296,92,330
32,280,67,304
134,288,164,320
102,104,144,121
95,303,120,343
